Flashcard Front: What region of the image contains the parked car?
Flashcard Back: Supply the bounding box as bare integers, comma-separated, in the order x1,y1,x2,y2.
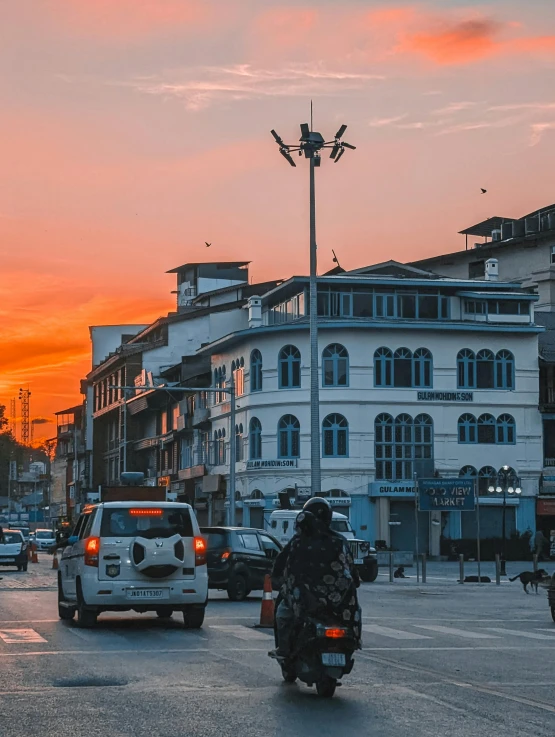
201,526,282,601
8,525,31,543
33,528,57,551
58,501,208,628
0,530,28,571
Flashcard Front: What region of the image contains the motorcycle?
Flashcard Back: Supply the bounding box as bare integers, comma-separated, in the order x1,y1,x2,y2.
269,594,358,698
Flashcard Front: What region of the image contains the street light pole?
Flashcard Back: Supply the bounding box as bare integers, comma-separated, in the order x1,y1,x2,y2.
270,119,356,495
308,154,321,492
488,466,521,576
229,371,236,527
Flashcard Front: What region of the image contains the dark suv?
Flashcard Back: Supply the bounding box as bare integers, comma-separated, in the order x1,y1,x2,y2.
201,527,282,601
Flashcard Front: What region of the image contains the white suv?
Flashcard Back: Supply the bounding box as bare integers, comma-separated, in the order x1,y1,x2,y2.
58,501,208,628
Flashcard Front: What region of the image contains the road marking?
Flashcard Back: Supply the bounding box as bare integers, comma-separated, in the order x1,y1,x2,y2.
358,651,555,716
0,644,555,658
483,627,555,640
362,624,431,640
209,625,272,641
0,628,46,644
413,625,499,640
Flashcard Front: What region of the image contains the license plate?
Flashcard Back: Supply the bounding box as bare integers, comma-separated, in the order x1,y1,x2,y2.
0,558,15,563
322,652,346,667
354,558,363,565
126,589,168,600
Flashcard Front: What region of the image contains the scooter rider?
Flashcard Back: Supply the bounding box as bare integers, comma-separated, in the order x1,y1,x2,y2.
270,497,361,657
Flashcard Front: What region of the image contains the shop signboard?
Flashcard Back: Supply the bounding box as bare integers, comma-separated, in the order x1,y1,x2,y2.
418,478,475,511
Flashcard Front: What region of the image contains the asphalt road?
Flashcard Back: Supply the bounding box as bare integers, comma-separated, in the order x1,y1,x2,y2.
0,564,554,737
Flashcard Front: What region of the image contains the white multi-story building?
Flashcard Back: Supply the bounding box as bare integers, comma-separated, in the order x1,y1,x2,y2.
201,261,543,554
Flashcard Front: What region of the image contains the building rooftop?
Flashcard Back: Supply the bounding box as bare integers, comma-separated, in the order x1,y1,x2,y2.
166,261,250,274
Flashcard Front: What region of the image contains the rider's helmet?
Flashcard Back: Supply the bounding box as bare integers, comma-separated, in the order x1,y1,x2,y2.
302,497,332,528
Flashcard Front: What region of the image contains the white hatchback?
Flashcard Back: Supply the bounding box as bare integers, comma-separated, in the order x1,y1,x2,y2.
58,501,208,628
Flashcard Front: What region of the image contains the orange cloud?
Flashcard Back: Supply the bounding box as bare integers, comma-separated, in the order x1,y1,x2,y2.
400,18,503,64
398,16,555,66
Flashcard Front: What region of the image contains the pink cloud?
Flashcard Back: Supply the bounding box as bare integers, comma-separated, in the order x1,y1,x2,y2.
45,0,228,41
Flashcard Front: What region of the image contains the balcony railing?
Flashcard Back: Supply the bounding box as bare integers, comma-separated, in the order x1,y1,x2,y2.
545,458,555,467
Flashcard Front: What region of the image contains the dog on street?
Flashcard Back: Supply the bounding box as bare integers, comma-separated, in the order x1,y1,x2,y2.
509,569,549,594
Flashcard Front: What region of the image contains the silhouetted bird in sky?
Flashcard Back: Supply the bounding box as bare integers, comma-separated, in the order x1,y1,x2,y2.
205,242,211,247
480,188,487,194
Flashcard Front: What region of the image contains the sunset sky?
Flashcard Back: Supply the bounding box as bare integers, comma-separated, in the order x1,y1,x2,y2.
2,0,555,441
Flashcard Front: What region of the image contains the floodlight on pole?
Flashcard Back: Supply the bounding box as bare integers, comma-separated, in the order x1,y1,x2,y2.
270,112,356,495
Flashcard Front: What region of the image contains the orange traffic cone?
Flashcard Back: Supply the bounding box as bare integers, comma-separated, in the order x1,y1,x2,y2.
31,543,39,564
256,574,275,629
52,553,59,570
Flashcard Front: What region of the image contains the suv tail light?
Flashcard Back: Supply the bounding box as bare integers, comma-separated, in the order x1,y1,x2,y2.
194,536,207,566
221,549,231,564
84,536,100,567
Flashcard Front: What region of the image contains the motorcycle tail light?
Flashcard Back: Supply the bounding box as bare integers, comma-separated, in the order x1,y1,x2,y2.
325,628,347,639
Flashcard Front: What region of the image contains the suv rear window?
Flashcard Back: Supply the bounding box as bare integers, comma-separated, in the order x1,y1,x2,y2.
100,508,193,539
205,532,229,550
3,532,23,544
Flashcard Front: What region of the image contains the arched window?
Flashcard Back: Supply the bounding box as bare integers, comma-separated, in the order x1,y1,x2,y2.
322,344,349,387
413,348,433,388
414,415,433,466
476,349,494,389
457,349,476,389
235,423,244,462
477,413,496,444
375,413,394,480
374,347,393,387
495,350,514,390
279,345,301,388
459,465,477,478
214,428,226,465
375,413,433,480
278,415,300,458
250,350,263,392
478,465,496,496
394,414,413,480
394,348,413,388
251,489,264,499
458,414,477,444
496,414,516,444
322,414,349,457
249,417,262,460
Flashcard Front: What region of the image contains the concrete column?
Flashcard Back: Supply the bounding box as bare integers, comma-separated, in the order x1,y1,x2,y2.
377,497,391,546
429,510,441,557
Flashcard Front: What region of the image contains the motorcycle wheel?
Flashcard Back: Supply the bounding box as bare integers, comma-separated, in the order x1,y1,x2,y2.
281,665,297,683
316,677,337,698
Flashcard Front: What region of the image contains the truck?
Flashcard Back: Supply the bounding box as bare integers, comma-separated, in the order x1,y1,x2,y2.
268,508,379,582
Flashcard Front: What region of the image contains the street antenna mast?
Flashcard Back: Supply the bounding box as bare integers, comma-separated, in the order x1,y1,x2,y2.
9,398,16,439
19,387,31,445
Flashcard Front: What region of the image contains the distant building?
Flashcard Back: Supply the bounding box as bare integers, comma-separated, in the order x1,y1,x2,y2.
411,204,555,543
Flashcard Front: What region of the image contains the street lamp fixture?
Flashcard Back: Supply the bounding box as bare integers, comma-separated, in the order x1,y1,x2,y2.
488,467,522,575
271,115,356,494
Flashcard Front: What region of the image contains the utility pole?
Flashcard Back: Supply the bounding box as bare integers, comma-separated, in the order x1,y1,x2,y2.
271,115,356,494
